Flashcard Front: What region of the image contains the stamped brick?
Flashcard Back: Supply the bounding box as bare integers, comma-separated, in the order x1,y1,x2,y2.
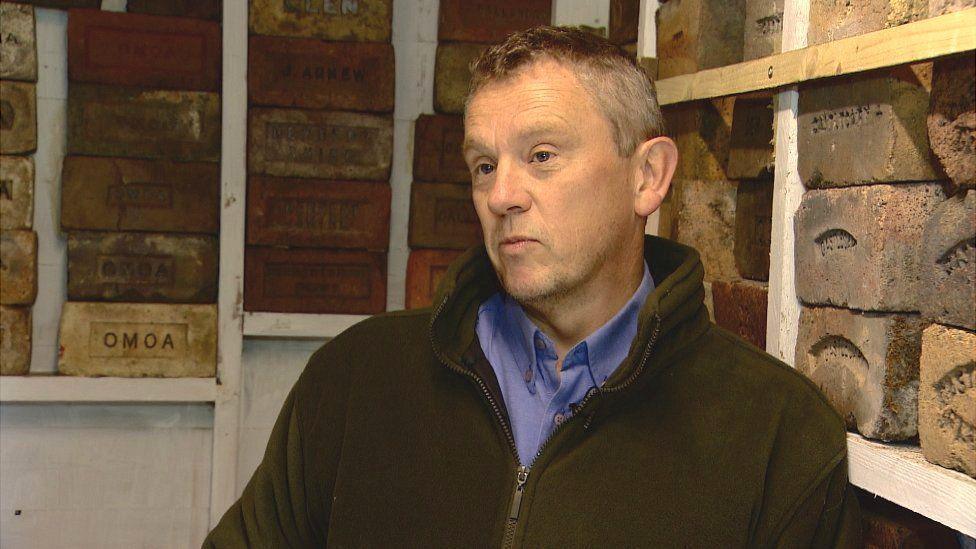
927,55,975,191
1,155,34,230
919,323,975,477
608,0,639,44
61,155,219,234
409,182,482,250
929,0,976,16
920,191,975,331
57,301,217,377
0,3,37,82
743,0,783,60
796,304,924,441
0,229,36,305
127,0,222,20
68,9,221,91
663,97,735,180
246,176,391,249
712,279,767,349
656,0,745,79
0,80,36,154
248,108,392,181
733,178,773,281
798,63,938,187
434,42,487,115
439,0,551,43
727,95,774,180
67,83,220,162
248,36,394,112
67,231,218,303
795,183,944,312
413,114,468,183
0,305,31,375
249,0,392,42
671,179,738,282
808,0,927,46
244,246,386,314
406,248,464,309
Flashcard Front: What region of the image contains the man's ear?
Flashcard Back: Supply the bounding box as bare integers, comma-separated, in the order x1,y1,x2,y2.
632,136,678,217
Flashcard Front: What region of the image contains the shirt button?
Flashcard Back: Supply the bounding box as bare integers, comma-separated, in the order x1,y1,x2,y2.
523,369,533,383
553,413,566,426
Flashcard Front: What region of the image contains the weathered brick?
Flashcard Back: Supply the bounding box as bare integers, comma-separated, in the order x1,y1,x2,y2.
405,248,463,309
408,182,482,250
57,301,217,377
67,231,218,303
929,0,976,16
127,0,221,20
798,64,938,187
727,95,774,180
657,187,676,240
743,0,783,60
712,279,767,349
796,304,924,441
608,0,640,44
656,0,745,79
248,0,392,42
671,179,738,282
919,324,975,477
663,98,734,180
413,114,468,183
246,176,391,249
248,36,394,112
1,155,33,230
244,246,386,314
0,80,36,154
0,305,30,375
808,0,927,46
67,84,220,162
920,191,975,330
733,178,772,281
67,9,221,91
248,108,393,180
855,487,963,546
434,43,487,115
0,229,35,305
927,55,975,191
438,0,551,43
0,3,37,82
60,155,219,234
795,183,944,312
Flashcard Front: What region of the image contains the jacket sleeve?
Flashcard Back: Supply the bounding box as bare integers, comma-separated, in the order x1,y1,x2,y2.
772,453,863,548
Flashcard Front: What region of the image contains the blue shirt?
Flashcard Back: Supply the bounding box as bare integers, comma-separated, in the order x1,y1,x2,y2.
475,264,654,465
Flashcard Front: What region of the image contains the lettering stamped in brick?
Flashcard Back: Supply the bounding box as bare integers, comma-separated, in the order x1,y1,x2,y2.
413,114,468,183
0,81,37,154
408,182,482,250
0,155,34,230
249,0,392,42
0,3,38,82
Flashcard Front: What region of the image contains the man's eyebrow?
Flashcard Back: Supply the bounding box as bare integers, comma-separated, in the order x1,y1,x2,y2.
463,122,574,155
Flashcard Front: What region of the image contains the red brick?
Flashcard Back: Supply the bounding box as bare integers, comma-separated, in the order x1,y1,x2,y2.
711,280,768,349
408,182,482,250
413,114,468,183
405,248,463,309
438,0,551,43
127,0,221,20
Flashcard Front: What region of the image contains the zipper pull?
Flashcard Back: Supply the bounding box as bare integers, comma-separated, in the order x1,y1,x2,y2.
508,466,530,520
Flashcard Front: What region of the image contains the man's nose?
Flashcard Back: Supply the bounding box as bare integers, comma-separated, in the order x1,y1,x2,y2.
486,162,530,216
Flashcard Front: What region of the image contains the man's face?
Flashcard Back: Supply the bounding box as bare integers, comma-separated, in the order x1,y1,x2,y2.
463,59,640,304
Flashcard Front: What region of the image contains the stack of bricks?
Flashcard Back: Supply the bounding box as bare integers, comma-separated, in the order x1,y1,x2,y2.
405,0,550,309
57,7,222,377
0,2,38,375
243,0,394,315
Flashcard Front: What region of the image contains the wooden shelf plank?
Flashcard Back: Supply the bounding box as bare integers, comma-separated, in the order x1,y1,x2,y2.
654,7,976,105
242,312,369,339
0,376,218,403
847,433,976,537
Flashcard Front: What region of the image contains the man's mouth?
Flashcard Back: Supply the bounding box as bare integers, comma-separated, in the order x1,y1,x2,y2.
498,236,539,252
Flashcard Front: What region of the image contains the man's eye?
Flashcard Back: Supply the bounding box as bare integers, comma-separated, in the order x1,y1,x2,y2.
477,163,495,175
532,151,552,163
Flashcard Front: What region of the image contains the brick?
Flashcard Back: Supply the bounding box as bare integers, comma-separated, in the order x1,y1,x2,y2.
0,3,37,82
727,95,774,180
919,323,975,478
67,231,218,303
608,0,640,44
60,155,219,234
796,305,924,441
795,183,944,312
248,108,392,181
413,114,468,183
405,248,463,309
248,0,392,42
656,0,745,79
0,80,36,154
798,64,938,187
0,229,35,305
438,0,551,43
657,187,676,240
13,0,99,8
927,55,975,191
434,43,487,115
856,487,963,546
743,0,784,60
920,191,975,330
671,179,738,282
67,9,221,92
733,178,772,281
663,98,734,180
1,155,34,230
0,305,30,375
712,279,767,349
67,84,220,162
248,36,394,112
57,301,217,377
408,182,483,250
808,0,927,46
244,246,386,314
929,0,976,15
127,0,222,20
246,176,391,249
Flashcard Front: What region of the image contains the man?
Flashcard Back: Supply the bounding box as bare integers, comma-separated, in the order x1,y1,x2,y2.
206,27,861,547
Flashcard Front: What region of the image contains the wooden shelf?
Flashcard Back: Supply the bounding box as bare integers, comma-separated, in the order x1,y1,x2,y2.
847,433,976,537
653,7,976,105
242,311,370,339
0,375,218,403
